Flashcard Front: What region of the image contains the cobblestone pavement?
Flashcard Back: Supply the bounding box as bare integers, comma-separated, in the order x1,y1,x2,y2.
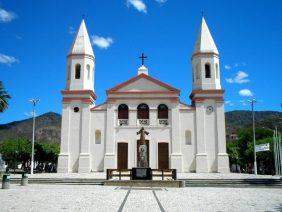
0,185,281,212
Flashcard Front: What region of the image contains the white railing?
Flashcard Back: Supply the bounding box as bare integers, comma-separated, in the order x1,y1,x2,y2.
137,119,150,126
118,119,129,126
158,119,169,126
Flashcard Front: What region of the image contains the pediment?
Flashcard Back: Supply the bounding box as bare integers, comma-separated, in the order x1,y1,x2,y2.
107,74,180,94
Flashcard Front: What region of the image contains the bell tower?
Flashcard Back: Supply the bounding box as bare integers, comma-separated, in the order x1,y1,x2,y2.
58,19,96,173
190,17,229,173
192,17,221,90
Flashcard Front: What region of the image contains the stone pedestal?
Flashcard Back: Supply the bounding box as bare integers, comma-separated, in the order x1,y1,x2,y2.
104,154,116,170
78,153,91,173
57,153,70,173
132,168,152,180
217,153,230,173
196,153,208,173
170,154,183,172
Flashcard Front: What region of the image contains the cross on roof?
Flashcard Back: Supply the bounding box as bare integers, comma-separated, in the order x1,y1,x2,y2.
139,53,147,66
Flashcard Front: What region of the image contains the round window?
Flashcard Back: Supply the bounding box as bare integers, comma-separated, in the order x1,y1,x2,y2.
74,107,79,113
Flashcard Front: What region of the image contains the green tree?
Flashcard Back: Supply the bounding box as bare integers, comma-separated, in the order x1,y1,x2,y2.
0,138,31,169
231,128,274,174
0,81,11,112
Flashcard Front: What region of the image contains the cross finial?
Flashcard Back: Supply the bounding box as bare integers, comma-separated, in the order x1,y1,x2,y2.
139,53,147,66
82,14,85,19
201,10,204,18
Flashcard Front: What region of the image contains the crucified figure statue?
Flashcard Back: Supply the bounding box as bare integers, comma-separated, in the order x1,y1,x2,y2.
137,127,149,168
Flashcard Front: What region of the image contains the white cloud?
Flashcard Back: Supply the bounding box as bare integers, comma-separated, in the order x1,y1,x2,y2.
155,0,167,3
92,36,113,49
225,100,234,106
226,71,250,84
68,26,76,35
0,8,16,23
224,65,231,70
0,53,18,65
127,0,147,13
239,89,253,97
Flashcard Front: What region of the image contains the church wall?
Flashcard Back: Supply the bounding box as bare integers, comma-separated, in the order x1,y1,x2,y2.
90,111,106,171
180,110,196,172
203,99,218,172
69,101,82,172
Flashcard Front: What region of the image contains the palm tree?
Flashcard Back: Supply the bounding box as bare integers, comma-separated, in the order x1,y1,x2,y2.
0,81,11,112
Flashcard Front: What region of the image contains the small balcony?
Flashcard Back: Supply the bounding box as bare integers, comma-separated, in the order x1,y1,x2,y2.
118,119,129,126
137,119,150,126
158,119,169,126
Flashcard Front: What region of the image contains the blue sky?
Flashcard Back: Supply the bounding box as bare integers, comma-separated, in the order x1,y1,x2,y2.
1,0,282,124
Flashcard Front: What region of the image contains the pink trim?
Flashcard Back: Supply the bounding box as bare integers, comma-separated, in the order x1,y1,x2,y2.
107,73,180,95
62,90,97,100
67,53,94,60
63,97,94,103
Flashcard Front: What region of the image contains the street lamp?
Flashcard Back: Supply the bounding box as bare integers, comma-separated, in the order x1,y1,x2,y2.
29,98,40,175
248,98,257,175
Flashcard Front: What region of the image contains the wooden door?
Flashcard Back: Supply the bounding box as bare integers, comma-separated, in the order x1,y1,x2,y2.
158,143,169,169
118,143,128,169
137,140,149,167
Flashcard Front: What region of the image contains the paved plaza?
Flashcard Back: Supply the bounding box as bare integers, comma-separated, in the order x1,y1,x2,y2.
0,184,281,212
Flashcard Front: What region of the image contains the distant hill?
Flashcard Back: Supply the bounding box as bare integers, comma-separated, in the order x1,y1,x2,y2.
0,112,61,143
225,110,282,137
0,110,281,143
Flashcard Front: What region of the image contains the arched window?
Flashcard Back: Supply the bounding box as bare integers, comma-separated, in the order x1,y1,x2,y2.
86,64,90,80
205,63,211,78
215,64,219,79
137,103,149,119
95,130,101,144
75,64,81,79
196,63,200,79
158,104,168,119
118,104,129,119
67,65,70,81
185,130,192,145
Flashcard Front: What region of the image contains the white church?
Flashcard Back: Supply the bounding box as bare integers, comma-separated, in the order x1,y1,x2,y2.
57,17,230,173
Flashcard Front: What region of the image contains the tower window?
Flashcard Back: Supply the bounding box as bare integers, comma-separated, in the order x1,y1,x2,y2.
75,64,81,79
215,64,219,79
205,63,211,78
137,103,149,119
196,63,200,80
86,64,90,80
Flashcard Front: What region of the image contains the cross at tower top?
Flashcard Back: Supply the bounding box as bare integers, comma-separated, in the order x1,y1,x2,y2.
139,53,147,66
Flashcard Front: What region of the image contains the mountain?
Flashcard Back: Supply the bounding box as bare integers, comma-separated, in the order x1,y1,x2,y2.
0,110,281,143
0,112,61,143
225,110,282,138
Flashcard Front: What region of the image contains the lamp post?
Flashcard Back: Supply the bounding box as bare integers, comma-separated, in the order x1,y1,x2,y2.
29,98,39,175
248,99,257,175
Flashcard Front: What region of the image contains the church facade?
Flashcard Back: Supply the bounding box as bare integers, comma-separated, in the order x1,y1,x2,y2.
57,17,230,173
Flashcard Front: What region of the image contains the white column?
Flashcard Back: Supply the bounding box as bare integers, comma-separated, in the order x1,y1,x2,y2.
78,103,92,173
195,101,208,173
170,102,183,171
58,103,71,173
150,109,157,126
104,103,116,169
216,102,230,173
129,110,136,126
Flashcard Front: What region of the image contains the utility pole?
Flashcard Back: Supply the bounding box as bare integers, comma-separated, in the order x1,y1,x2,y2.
29,99,39,175
248,99,257,175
